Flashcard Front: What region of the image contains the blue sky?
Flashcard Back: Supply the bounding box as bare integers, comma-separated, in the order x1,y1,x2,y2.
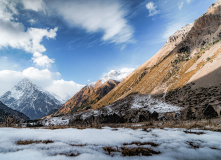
0,0,217,101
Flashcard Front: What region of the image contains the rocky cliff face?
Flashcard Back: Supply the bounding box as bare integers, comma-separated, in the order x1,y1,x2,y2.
0,79,62,120
91,0,221,119
53,79,119,116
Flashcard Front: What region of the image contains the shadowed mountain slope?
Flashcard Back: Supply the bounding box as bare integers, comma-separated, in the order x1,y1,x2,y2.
0,101,29,124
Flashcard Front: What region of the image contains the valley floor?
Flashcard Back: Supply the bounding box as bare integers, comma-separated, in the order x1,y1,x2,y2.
0,127,221,160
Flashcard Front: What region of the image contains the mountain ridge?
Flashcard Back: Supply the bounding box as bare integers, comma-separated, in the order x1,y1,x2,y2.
0,79,62,120
53,79,120,116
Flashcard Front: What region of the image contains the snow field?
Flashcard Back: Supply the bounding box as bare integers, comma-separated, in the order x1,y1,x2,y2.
0,127,220,160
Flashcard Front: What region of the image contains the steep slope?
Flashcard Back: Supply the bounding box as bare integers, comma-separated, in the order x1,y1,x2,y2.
0,101,29,124
53,79,119,116
0,79,62,120
93,0,221,118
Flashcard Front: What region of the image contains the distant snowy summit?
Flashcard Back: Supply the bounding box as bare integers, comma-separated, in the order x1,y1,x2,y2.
101,68,135,83
88,68,134,87
0,79,62,120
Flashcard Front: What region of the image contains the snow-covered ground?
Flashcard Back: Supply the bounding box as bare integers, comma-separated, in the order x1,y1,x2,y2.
43,117,69,126
0,127,220,160
132,95,181,113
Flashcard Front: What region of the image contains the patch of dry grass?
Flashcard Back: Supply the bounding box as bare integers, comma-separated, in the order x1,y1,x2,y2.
58,152,80,157
103,146,119,155
123,142,159,147
184,130,205,135
70,144,87,147
186,141,203,149
16,140,54,145
120,147,160,156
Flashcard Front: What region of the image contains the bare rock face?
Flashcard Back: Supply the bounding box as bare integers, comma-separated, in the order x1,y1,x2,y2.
53,79,119,116
168,24,193,44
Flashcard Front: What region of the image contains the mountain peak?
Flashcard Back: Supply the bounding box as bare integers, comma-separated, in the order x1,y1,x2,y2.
87,68,134,88
101,68,134,84
0,79,62,119
167,23,193,44
15,78,38,91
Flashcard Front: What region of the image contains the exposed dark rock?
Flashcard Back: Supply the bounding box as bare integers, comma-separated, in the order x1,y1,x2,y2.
203,104,218,118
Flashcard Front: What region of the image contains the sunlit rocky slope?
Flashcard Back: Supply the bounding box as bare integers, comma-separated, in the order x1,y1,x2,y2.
91,0,221,119
53,79,119,116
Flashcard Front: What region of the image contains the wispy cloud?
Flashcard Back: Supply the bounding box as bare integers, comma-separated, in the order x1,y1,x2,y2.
29,19,36,24
156,0,205,41
32,52,55,68
146,2,160,16
186,0,192,4
178,2,184,10
21,0,46,12
51,0,134,44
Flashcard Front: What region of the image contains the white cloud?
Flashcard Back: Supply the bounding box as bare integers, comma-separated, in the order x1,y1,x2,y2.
146,2,159,16
0,0,57,68
0,67,84,102
0,0,18,21
32,52,55,68
0,19,57,67
22,0,46,12
29,19,36,24
46,79,84,102
178,2,184,10
51,0,133,44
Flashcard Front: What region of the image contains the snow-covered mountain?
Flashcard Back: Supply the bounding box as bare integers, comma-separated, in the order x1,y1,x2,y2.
0,79,62,120
101,68,134,83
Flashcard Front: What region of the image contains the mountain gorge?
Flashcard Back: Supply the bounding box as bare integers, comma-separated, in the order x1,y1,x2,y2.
0,79,62,120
